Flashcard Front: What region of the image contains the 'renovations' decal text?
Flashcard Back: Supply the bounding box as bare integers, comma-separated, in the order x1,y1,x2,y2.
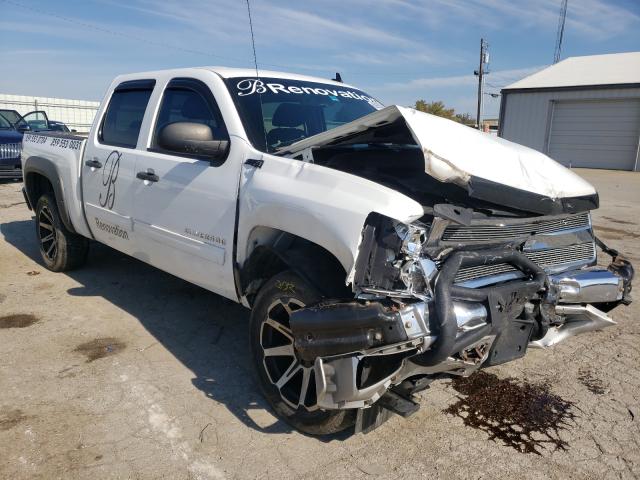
94,218,129,240
99,150,121,210
235,79,383,108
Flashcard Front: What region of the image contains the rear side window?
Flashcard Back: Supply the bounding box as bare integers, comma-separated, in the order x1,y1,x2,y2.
100,80,154,148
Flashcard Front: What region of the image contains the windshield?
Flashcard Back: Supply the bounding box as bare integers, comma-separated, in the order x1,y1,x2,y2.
0,114,13,129
225,77,383,153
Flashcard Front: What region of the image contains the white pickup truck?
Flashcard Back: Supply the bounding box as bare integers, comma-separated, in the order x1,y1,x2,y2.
21,67,633,435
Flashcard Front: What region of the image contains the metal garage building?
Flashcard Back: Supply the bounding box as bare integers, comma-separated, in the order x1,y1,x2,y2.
499,52,640,171
0,93,99,134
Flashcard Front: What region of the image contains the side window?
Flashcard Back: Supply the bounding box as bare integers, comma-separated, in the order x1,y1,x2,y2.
152,78,229,155
100,81,154,148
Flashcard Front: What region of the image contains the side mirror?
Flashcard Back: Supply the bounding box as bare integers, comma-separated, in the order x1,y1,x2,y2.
158,122,228,160
17,124,31,133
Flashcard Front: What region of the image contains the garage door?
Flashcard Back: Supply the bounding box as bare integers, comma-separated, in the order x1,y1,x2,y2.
547,99,640,170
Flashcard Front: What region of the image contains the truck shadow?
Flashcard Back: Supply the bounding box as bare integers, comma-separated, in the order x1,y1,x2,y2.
1,219,351,442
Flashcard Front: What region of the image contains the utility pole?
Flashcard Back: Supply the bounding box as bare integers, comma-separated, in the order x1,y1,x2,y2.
474,38,489,130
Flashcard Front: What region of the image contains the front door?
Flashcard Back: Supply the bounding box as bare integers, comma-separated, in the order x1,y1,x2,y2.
15,110,49,131
132,77,241,300
82,80,155,255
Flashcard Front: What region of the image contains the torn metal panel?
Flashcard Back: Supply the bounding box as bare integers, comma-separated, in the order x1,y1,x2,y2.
281,105,598,214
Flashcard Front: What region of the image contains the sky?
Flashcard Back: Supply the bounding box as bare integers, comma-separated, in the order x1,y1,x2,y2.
1,0,638,119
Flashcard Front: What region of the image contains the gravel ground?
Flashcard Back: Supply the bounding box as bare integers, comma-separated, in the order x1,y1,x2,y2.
0,168,638,479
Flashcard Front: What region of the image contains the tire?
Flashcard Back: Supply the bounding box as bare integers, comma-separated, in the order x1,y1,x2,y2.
250,271,356,435
35,193,88,272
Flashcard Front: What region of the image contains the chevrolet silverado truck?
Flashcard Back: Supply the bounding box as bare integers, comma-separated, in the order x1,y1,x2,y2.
21,67,634,435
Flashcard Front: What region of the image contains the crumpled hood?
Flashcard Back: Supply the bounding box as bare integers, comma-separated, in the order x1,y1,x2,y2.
282,105,597,213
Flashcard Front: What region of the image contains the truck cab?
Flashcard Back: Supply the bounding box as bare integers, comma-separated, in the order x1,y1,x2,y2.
20,67,634,435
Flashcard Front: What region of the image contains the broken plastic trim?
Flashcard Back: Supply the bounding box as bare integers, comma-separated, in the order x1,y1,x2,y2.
467,176,599,215
289,302,410,362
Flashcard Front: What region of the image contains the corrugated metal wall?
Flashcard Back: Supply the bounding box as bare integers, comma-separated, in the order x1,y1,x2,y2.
0,93,99,133
500,87,640,166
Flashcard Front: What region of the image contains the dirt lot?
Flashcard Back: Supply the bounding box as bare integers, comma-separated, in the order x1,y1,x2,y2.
1,169,639,479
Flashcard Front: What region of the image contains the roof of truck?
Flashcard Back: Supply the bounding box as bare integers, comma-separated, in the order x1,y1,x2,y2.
112,66,357,89
203,66,355,87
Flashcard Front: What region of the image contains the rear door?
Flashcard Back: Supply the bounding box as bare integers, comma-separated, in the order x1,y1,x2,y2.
132,76,240,300
82,79,155,255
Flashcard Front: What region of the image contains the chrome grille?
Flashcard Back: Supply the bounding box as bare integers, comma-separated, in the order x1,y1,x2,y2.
454,242,596,284
442,213,590,242
0,143,22,160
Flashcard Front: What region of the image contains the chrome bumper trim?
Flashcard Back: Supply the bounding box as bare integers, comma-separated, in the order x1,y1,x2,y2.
550,267,624,304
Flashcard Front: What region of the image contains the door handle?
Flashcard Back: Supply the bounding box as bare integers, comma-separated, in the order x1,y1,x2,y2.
136,170,159,183
85,159,102,169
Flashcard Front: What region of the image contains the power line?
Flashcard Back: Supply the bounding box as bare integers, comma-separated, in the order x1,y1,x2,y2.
0,0,336,75
0,0,454,80
0,0,245,64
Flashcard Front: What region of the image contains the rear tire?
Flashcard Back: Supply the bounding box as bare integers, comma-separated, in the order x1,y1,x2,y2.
35,193,88,272
249,271,355,435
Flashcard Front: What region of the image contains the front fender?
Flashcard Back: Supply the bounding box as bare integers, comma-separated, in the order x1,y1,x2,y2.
236,154,423,280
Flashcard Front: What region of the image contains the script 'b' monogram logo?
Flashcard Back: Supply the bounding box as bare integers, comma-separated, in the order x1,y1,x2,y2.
99,150,121,210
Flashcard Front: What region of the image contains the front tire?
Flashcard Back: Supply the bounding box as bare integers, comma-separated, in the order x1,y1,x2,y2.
35,193,88,272
250,271,355,435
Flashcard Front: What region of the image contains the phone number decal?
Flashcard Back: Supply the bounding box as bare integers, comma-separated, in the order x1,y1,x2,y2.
23,134,47,144
23,134,82,150
50,137,82,150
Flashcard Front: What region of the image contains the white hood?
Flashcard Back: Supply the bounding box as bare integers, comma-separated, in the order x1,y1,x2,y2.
282,105,596,201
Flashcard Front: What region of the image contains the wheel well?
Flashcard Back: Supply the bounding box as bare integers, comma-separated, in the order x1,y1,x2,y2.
25,172,54,208
240,233,351,306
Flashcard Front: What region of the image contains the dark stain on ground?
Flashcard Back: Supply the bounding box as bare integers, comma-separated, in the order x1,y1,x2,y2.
602,216,635,225
74,337,126,363
444,371,576,455
0,409,28,431
594,225,638,240
577,368,606,395
0,314,39,329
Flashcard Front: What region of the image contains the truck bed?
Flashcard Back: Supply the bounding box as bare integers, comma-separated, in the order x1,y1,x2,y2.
21,131,92,238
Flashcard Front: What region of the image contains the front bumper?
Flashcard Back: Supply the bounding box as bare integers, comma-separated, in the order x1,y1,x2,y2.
0,158,22,179
290,251,633,411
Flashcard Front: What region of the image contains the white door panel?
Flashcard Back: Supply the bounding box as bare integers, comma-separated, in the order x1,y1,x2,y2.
132,150,241,300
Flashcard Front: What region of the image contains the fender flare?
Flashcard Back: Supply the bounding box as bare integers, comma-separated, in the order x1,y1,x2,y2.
23,155,76,234
239,239,351,304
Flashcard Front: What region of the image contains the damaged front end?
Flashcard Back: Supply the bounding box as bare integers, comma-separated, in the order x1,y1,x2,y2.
289,211,633,432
